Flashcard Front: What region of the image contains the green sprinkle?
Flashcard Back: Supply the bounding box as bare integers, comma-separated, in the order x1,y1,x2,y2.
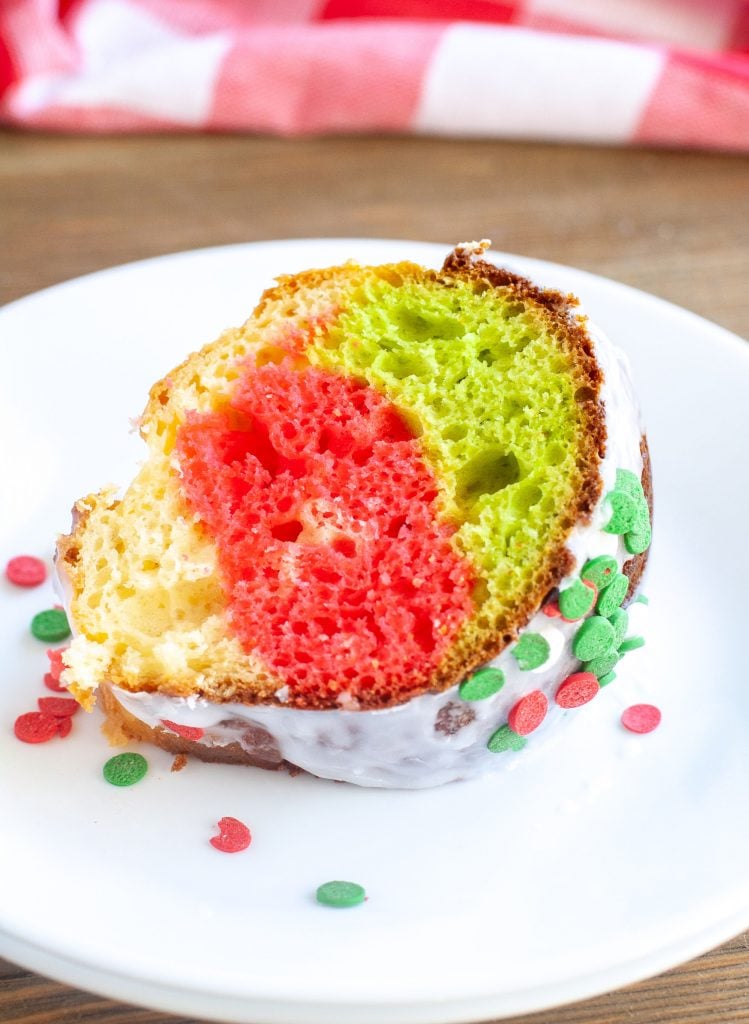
573,616,616,661
607,607,629,647
599,671,617,687
512,633,550,671
559,578,596,620
581,555,617,590
616,468,644,498
625,522,652,555
583,650,620,678
103,752,149,787
632,495,651,528
30,608,71,643
596,572,629,616
633,594,649,605
487,724,527,754
619,635,646,654
603,490,638,534
459,667,505,700
316,880,366,908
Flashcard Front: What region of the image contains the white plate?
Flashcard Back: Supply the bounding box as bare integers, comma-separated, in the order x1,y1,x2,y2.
1,239,748,1024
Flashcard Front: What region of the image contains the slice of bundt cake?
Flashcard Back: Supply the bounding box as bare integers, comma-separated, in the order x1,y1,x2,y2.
57,241,651,787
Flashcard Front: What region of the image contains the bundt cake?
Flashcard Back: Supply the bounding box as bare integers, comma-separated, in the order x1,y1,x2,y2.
56,241,651,787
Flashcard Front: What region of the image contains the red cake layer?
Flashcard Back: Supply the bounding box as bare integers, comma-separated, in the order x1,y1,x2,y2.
176,364,474,707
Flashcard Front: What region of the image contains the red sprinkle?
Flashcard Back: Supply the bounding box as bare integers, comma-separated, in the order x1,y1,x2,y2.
507,690,548,736
46,648,68,682
56,717,73,738
542,600,561,618
556,672,600,709
161,719,205,742
14,711,60,744
44,672,67,693
621,704,662,734
5,555,47,588
38,697,79,718
210,816,252,853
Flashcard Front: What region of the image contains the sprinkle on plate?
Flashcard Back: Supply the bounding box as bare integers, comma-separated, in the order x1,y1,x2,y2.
210,816,252,853
621,704,661,734
316,880,366,908
5,555,48,588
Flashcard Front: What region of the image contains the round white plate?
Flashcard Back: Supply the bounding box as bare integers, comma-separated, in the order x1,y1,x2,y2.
1,239,747,1024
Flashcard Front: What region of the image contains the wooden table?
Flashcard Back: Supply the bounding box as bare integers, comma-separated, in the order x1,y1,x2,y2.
1,132,748,1024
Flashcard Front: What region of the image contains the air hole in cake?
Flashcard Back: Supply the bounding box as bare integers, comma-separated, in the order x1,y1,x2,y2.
412,610,435,653
386,515,408,538
332,538,356,558
547,442,566,466
575,386,596,403
443,422,467,442
352,445,374,466
255,346,289,367
271,520,303,543
512,483,543,513
314,567,341,583
456,449,520,506
505,302,526,317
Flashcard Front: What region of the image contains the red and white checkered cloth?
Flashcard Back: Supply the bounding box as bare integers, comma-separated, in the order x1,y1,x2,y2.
1,0,748,149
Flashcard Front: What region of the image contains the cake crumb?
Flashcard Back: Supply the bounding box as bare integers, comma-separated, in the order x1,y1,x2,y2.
171,753,188,772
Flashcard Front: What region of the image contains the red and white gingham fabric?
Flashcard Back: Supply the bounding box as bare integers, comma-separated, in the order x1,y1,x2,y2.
1,0,748,148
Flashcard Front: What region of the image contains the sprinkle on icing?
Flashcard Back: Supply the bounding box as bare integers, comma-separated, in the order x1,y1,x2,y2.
573,616,616,661
596,572,629,617
507,690,548,736
603,490,638,534
161,719,205,742
559,579,597,621
487,724,527,753
555,672,600,709
458,667,505,701
581,555,617,590
583,650,620,679
608,607,629,648
625,523,651,555
511,633,550,671
619,635,646,653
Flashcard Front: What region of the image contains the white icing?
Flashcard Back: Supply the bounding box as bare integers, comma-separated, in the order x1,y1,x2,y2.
99,318,647,789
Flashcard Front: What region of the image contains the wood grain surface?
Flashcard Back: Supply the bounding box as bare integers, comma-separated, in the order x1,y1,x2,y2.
1,131,748,1024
